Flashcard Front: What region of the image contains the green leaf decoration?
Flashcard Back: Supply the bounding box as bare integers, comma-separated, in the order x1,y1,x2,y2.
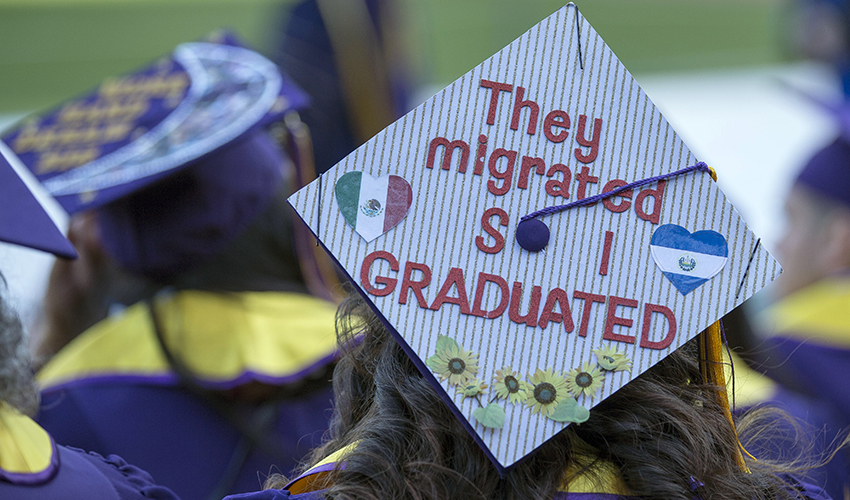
472,404,505,429
548,398,590,423
425,354,441,371
436,335,459,352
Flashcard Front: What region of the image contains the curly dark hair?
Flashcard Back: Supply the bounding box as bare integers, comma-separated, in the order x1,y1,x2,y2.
271,293,823,500
0,293,39,415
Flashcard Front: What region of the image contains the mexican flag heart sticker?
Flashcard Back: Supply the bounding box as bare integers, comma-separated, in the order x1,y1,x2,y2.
650,224,729,295
334,171,413,242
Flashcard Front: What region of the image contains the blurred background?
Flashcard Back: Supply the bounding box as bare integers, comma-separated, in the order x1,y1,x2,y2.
0,0,843,324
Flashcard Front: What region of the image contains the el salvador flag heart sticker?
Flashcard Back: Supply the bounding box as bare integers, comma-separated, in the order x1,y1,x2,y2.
650,224,729,295
335,171,413,242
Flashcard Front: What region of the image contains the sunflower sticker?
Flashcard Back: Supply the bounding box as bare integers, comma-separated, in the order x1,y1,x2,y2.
427,340,589,428
458,379,488,399
426,335,479,386
593,346,632,372
525,368,570,417
565,363,604,399
493,367,531,404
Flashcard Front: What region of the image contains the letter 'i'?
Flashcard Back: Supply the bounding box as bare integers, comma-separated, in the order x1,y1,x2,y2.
599,230,614,275
474,134,487,175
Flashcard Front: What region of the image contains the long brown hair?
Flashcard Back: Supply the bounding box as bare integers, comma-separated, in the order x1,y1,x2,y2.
273,293,822,500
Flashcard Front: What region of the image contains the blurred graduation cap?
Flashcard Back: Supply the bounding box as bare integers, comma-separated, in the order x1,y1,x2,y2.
780,82,850,207
289,4,779,472
278,0,410,175
0,145,76,258
1,33,311,279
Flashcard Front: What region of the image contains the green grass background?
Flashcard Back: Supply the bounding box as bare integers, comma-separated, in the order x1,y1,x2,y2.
0,0,789,115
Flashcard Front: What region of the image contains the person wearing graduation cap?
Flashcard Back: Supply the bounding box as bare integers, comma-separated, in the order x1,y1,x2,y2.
277,0,410,176
225,298,834,500
1,35,342,500
0,146,180,500
223,5,834,500
742,131,850,497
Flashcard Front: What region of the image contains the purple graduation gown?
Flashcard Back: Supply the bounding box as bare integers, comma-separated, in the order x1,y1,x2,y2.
225,491,631,500
752,276,850,499
223,483,830,500
221,440,832,500
0,447,180,500
36,291,339,500
0,410,178,500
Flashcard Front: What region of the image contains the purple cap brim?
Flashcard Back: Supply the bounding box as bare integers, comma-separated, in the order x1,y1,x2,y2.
777,80,850,142
795,138,850,208
779,83,850,206
0,146,76,258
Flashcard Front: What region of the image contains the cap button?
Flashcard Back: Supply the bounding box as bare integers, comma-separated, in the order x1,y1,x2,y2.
516,219,550,252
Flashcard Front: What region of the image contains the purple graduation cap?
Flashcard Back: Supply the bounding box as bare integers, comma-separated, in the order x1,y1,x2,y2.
1,32,310,278
796,137,850,207
780,84,850,207
0,145,76,258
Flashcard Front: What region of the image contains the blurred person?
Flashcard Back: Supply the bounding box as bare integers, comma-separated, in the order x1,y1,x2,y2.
723,334,848,500
791,0,850,97
0,147,179,500
277,0,409,175
773,141,850,299
1,35,342,500
736,135,850,499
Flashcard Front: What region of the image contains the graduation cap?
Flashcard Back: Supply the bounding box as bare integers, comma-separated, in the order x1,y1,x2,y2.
3,32,308,214
1,33,313,279
779,84,850,208
289,4,779,472
0,143,76,258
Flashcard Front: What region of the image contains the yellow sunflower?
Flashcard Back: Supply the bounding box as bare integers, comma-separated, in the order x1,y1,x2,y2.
431,343,479,386
457,378,488,399
524,368,569,417
492,366,532,404
593,346,632,372
565,363,605,399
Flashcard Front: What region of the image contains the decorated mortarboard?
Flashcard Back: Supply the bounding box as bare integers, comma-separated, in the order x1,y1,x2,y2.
1,32,309,214
289,4,779,471
0,143,76,258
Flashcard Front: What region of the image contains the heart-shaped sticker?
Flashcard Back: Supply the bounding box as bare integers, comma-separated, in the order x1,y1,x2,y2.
334,172,413,242
649,224,728,295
